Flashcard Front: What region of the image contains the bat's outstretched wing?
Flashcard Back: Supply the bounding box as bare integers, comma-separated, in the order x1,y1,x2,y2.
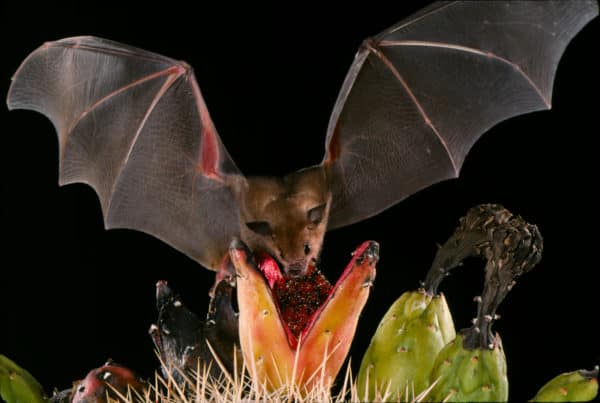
7,36,241,270
323,1,598,230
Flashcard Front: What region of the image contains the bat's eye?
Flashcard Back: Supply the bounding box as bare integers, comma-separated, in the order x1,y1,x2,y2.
304,243,311,255
246,221,273,237
307,204,326,226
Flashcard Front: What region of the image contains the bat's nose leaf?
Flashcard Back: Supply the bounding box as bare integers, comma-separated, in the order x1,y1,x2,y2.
286,262,305,278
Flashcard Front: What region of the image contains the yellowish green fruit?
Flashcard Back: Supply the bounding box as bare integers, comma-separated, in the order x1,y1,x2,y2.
357,290,455,400
530,367,598,402
427,333,508,402
0,354,45,403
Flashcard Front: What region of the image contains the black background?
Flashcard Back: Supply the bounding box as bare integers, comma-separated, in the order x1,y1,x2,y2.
1,2,598,401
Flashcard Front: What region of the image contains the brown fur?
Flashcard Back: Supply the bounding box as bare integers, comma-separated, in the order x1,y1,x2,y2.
232,166,331,277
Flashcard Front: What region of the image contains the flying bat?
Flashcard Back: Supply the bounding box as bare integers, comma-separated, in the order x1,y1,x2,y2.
6,1,598,283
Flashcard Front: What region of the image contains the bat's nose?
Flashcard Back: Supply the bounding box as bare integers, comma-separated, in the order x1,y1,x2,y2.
286,261,307,278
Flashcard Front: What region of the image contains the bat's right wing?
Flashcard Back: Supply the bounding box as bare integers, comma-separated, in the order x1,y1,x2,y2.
7,36,241,271
323,1,598,230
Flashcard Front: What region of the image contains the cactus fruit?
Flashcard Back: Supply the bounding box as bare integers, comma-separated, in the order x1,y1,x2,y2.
357,204,511,401
428,211,543,402
428,332,508,402
231,239,378,394
356,291,455,400
68,360,146,402
0,354,45,403
149,279,240,384
530,367,599,402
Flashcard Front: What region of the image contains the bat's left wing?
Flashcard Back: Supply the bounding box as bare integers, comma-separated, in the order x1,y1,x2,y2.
7,37,242,271
323,1,598,230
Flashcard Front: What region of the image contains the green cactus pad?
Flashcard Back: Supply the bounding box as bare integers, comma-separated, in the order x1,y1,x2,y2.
529,367,598,402
427,333,508,402
0,354,46,403
357,290,455,401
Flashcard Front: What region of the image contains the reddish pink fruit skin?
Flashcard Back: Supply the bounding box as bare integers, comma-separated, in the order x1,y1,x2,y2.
232,240,377,393
71,363,145,402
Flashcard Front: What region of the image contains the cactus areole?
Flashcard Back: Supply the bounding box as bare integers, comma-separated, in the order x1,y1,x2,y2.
231,239,378,391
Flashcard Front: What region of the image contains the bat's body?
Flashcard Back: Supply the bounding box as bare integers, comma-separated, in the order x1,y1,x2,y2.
6,1,598,281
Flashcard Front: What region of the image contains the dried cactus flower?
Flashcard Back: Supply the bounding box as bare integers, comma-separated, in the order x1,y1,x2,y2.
429,208,543,402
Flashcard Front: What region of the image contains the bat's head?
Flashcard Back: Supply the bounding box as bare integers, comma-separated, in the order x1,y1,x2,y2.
235,166,331,278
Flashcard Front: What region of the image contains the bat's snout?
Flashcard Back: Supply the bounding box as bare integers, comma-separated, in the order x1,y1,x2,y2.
285,260,308,278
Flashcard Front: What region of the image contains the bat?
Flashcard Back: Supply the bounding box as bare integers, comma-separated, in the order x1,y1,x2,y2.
6,1,598,285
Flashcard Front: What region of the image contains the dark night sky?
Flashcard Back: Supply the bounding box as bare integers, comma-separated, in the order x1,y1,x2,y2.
1,2,598,401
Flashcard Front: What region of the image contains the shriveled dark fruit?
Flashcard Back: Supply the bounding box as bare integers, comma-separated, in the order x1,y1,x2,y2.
205,277,241,370
149,279,240,384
